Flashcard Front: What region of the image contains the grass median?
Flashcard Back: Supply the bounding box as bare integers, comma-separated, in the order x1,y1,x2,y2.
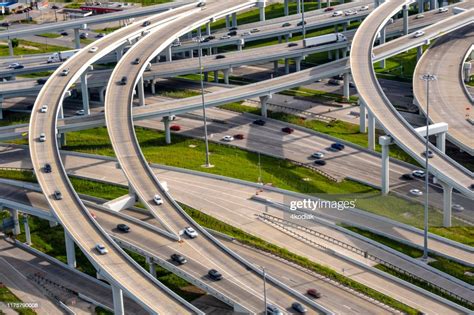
0,40,70,57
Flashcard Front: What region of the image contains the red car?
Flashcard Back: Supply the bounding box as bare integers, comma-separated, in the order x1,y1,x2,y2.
170,125,181,131
324,7,334,12
281,127,294,134
89,211,97,219
234,134,244,140
307,288,321,298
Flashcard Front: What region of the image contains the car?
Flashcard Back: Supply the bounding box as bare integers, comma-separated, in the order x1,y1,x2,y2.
43,163,52,173
8,63,24,69
60,31,68,36
37,78,47,85
409,189,423,196
314,160,327,166
307,288,321,298
95,244,108,255
96,33,105,38
40,105,48,113
142,20,151,27
171,253,187,265
332,10,343,17
297,21,307,26
153,195,163,205
227,30,237,36
438,7,448,13
51,5,59,9
145,63,152,71
415,14,424,19
197,1,206,7
328,79,341,86
387,17,394,24
332,74,343,80
251,28,260,33
421,149,433,158
452,204,464,212
132,57,141,65
75,110,85,116
412,170,425,178
282,22,291,27
53,190,62,200
215,54,226,59
90,211,97,219
470,183,474,190
117,223,130,233
222,135,234,142
170,125,181,131
331,142,345,151
208,269,222,281
344,10,357,16
89,46,98,53
266,304,284,315
60,68,70,76
184,227,198,238
324,7,334,12
401,173,414,180
311,152,324,159
79,33,88,39
229,27,238,31
241,31,251,36
234,134,244,140
39,133,46,142
119,76,127,85
288,42,298,47
282,127,294,134
291,302,307,314
359,5,369,11
413,30,425,38
253,119,266,126
1,22,12,27
220,35,231,40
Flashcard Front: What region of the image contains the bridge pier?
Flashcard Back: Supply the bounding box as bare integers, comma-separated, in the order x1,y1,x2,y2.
297,0,301,13
403,5,409,35
80,72,90,115
0,95,3,120
463,63,472,83
115,47,123,62
163,116,171,144
359,100,367,133
343,72,350,100
23,216,32,245
112,285,125,315
137,77,145,106
273,60,279,74
335,49,340,60
165,45,172,62
259,6,266,22
418,0,424,13
368,110,375,150
150,79,156,95
206,22,211,36
379,135,393,195
74,28,81,49
232,12,237,27
49,220,59,228
9,209,21,236
214,70,219,83
223,69,230,85
438,180,452,227
417,46,423,61
284,58,290,74
429,0,438,10
225,15,230,29
294,57,302,72
64,230,76,268
8,38,14,56
285,34,290,43
204,72,209,82
327,50,332,60
378,27,386,68
436,131,446,153
146,257,157,277
284,0,289,15
99,87,106,104
260,95,271,118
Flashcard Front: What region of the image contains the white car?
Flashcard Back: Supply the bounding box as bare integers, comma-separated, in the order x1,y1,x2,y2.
438,7,448,13
184,227,198,238
332,11,343,17
311,152,324,159
359,5,369,11
409,189,423,196
153,194,163,205
415,14,424,19
413,30,425,38
222,135,234,142
220,35,231,40
7,63,21,69
75,109,85,116
40,105,48,113
344,10,357,16
452,204,464,212
60,68,70,76
95,244,108,255
39,133,46,142
89,47,98,53
412,170,425,178
241,31,251,36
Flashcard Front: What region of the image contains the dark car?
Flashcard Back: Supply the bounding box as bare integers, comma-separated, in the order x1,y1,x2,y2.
331,142,345,151
401,173,414,180
171,253,187,265
1,22,12,27
470,184,474,190
227,30,237,36
53,190,63,200
132,57,141,65
11,64,24,69
282,127,294,134
117,224,130,233
170,125,181,131
215,54,226,59
206,35,215,40
79,33,88,39
282,22,291,27
314,160,327,166
197,1,206,7
253,119,266,126
60,31,68,36
142,20,151,27
37,78,47,85
119,76,127,85
422,150,434,158
96,33,105,38
297,21,307,26
51,5,60,9
307,288,321,298
229,27,238,31
324,7,335,12
288,42,298,47
292,302,307,314
332,74,344,80
234,134,244,140
328,79,341,86
208,269,222,281
43,163,52,173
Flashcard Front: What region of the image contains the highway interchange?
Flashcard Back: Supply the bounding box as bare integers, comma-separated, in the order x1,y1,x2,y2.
0,0,473,314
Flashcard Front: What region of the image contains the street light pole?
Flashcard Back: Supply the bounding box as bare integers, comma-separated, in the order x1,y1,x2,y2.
198,38,212,168
262,267,267,313
420,73,436,261
299,0,306,39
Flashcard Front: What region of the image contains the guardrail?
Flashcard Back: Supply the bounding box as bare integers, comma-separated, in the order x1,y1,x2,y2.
0,166,34,172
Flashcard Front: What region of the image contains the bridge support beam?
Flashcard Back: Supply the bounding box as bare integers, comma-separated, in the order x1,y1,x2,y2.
273,60,279,74
297,0,301,13
368,110,376,150
73,28,81,49
23,216,31,245
343,72,350,100
259,6,266,22
225,15,230,29
80,72,90,115
417,46,423,61
9,209,21,236
403,5,409,35
64,230,76,268
379,136,393,195
146,257,157,278
204,72,209,82
8,38,14,57
463,62,472,83
150,80,156,95
284,0,289,15
115,47,123,62
137,77,145,106
436,131,446,153
418,0,424,13
165,45,172,62
429,0,438,10
163,116,171,144
359,100,367,132
232,12,237,27
214,70,219,83
378,27,386,68
260,95,270,118
206,22,211,36
112,285,125,315
99,87,106,104
223,69,230,85
284,59,290,74
294,57,302,72
435,179,452,227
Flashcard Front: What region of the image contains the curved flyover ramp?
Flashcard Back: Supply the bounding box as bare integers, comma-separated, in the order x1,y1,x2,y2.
350,0,474,199
413,25,474,156
28,5,206,314
105,0,331,314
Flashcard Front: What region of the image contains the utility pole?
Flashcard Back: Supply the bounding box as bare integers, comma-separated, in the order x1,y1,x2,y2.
198,37,212,168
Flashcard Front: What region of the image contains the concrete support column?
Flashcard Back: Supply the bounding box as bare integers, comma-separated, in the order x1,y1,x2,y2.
343,23,347,32
150,80,156,95
403,5,409,35
73,28,81,49
23,216,31,245
7,38,14,57
146,257,157,277
112,285,125,315
115,47,123,62
260,95,270,118
429,0,438,10
214,70,219,83
418,0,424,13
9,209,20,236
379,27,386,68
368,110,375,150
417,46,423,61
64,230,76,268
379,136,392,195
318,0,322,9
436,132,446,153
328,50,333,60
165,45,172,62
163,116,171,144
440,181,452,227
284,0,289,15
80,72,90,115
0,95,3,120
259,7,266,21
284,58,290,74
285,34,290,43
206,22,211,36
326,0,330,7
197,27,202,39
335,49,340,60
297,0,301,13
99,87,106,103
223,69,230,85
189,49,194,58
237,43,243,51
137,77,145,106
343,72,350,100
225,15,230,28
294,57,302,72
204,72,209,82
232,12,237,27
463,63,472,83
273,60,279,74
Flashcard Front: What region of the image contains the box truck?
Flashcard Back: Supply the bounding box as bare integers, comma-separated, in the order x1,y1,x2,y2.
303,33,347,48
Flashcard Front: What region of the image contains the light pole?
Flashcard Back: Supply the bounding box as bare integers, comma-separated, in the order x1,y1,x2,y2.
420,73,436,261
299,0,306,39
262,266,267,313
198,37,212,168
